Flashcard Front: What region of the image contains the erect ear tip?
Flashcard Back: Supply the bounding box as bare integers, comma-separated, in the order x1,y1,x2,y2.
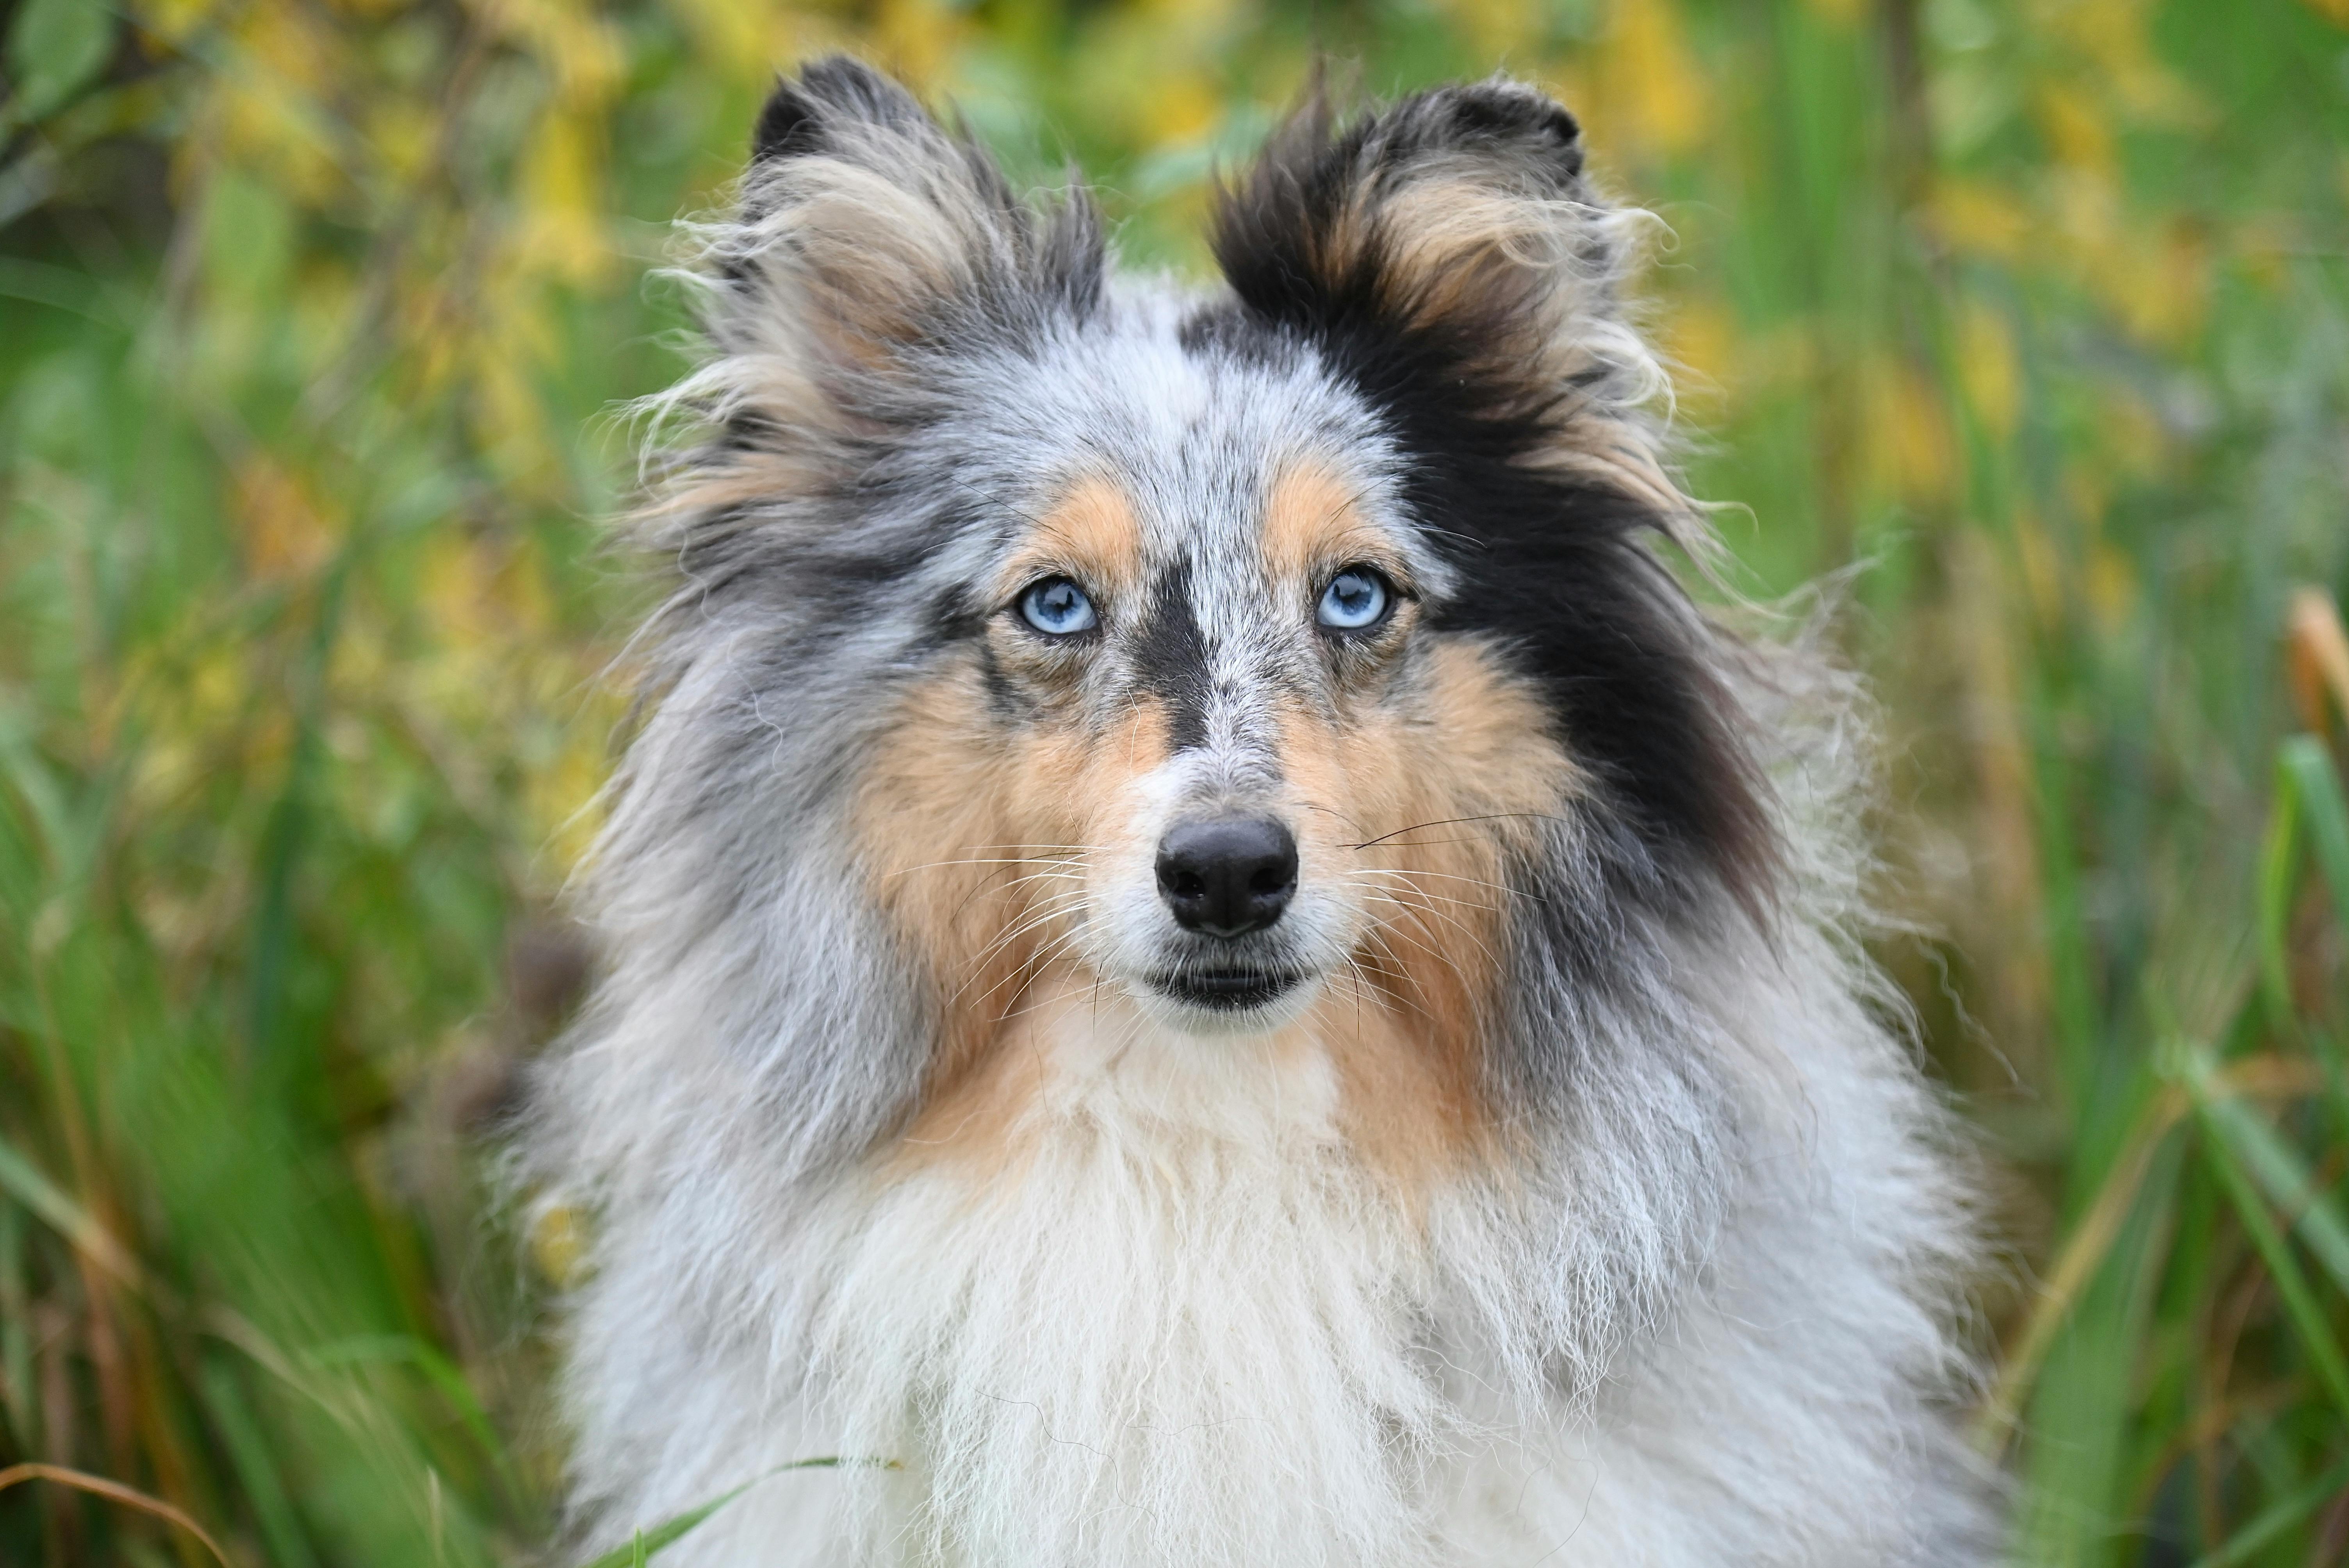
750,56,923,165
1442,79,1584,176
752,78,824,163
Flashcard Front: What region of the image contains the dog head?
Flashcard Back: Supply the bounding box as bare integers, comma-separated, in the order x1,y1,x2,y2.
611,58,1773,1171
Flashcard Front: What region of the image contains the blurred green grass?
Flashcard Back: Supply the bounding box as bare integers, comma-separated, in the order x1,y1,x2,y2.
3,0,2347,1563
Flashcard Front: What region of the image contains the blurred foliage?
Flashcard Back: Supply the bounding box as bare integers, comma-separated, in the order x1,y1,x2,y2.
2,0,2348,1562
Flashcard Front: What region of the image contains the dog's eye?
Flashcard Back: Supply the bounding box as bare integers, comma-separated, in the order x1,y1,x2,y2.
1315,567,1391,632
1019,577,1098,636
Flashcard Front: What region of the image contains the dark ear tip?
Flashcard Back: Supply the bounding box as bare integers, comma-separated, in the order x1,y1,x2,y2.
750,56,914,165
752,78,824,163
1445,81,1584,175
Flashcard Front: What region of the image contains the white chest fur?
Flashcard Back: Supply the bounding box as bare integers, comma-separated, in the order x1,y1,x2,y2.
558,956,1982,1568
579,985,1615,1566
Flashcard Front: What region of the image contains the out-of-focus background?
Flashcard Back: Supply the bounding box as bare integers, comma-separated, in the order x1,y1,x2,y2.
2,0,2347,1562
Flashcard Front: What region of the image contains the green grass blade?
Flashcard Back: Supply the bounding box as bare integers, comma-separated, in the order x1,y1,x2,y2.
2182,1090,2349,1420
0,1130,135,1284
2012,1132,2184,1566
303,1335,526,1512
2188,1449,2349,1568
2278,736,2349,940
573,1459,877,1568
200,1359,322,1568
2195,1090,2349,1291
2268,739,2349,1140
2258,755,2302,1030
2277,737,2349,1133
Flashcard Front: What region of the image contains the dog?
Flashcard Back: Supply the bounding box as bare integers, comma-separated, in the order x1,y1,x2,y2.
525,57,1996,1566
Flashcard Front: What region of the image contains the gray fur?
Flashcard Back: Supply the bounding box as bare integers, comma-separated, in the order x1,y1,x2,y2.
525,59,1999,1566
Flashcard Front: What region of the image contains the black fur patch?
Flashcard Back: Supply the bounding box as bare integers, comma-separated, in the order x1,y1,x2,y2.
1196,82,1773,910
751,57,925,164
1129,558,1214,752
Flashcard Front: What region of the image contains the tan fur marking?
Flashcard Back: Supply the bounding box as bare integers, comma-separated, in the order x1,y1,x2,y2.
994,475,1149,612
857,659,1175,1170
1258,463,1410,588
1378,175,1563,329
641,452,829,536
1280,638,1577,1185
775,162,980,353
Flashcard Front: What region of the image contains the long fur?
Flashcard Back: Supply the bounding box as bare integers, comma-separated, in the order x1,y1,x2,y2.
525,59,1998,1567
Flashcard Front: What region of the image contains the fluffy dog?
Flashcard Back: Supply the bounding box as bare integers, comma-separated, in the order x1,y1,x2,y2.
526,57,1996,1566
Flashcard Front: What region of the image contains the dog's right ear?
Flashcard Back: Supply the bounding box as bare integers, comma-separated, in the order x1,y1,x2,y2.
704,57,1103,394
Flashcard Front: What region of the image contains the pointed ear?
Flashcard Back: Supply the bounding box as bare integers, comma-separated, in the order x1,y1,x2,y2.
700,57,1103,407
1207,78,1675,513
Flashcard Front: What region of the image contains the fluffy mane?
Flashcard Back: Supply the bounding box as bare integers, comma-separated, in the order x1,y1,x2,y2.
524,59,1996,1568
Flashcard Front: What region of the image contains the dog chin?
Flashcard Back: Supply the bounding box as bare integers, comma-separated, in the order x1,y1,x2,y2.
1131,966,1326,1036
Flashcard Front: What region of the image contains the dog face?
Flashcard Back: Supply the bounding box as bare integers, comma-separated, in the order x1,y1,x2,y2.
854,369,1565,1051
635,59,1773,1168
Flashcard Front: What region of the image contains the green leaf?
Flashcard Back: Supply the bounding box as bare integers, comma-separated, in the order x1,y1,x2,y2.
2175,1043,2349,1421
573,1460,877,1568
2199,1125,2349,1418
2280,736,2349,945
2189,1449,2349,1568
2260,737,2349,1135
2177,1049,2349,1297
302,1334,527,1510
2012,1131,2182,1568
2259,754,2303,1031
574,1488,745,1568
6,0,114,123
200,1359,322,1568
0,1131,135,1283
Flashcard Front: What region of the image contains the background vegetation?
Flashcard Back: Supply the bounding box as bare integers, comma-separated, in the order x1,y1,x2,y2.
3,0,2348,1562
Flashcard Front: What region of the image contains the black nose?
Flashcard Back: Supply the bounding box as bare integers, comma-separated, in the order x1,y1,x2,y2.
1155,818,1299,939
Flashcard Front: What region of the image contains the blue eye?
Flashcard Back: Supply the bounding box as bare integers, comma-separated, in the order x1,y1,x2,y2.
1019,577,1097,636
1316,567,1391,631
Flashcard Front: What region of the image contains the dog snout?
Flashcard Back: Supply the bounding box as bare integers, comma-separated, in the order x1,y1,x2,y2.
1155,818,1298,939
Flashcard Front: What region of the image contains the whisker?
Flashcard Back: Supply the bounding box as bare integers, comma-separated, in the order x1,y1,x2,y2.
947,476,1049,534
1353,923,1442,1027
962,889,1088,959
1374,886,1504,977
1297,800,1373,841
1366,885,1493,985
966,923,1093,1014
947,891,1092,1001
933,857,1088,929
1338,950,1381,1037
886,846,1088,877
1347,813,1568,852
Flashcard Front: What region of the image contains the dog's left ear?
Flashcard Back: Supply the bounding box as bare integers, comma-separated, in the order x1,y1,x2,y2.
1212,80,1780,909
1208,78,1672,509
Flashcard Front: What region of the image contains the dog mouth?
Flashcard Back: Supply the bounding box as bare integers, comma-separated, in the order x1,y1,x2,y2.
1148,968,1306,1011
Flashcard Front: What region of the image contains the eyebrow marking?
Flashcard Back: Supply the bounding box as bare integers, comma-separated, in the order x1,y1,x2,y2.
997,474,1147,606
1259,461,1377,583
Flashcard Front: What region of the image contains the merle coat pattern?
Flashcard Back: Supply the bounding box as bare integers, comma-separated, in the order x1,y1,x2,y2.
526,57,1997,1568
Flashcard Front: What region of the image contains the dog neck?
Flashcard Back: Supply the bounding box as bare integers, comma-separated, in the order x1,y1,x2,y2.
752,973,1509,1563
887,967,1487,1198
